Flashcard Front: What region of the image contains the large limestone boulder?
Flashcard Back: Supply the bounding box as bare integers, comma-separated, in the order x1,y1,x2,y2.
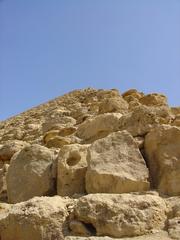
6,144,56,203
76,113,122,143
139,93,168,106
86,131,149,194
98,97,128,114
0,196,74,240
57,144,90,196
118,105,172,136
0,140,29,162
72,193,167,238
144,125,180,195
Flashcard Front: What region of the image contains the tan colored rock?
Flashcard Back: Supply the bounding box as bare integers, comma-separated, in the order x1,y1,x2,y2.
134,136,144,149
57,144,89,196
73,193,167,238
144,125,180,195
46,136,71,148
98,97,128,114
0,202,11,224
171,107,180,116
6,144,56,203
96,89,120,99
128,98,142,110
58,126,77,137
0,164,9,201
0,140,29,162
139,93,168,106
122,89,144,100
43,127,78,148
44,127,77,144
119,105,172,136
0,196,74,240
45,135,81,148
69,220,92,237
172,114,180,127
65,231,172,240
168,217,180,240
76,113,122,143
86,131,149,194
42,115,76,133
166,196,180,218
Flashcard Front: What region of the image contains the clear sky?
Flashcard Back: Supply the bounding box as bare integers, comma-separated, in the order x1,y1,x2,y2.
0,0,180,120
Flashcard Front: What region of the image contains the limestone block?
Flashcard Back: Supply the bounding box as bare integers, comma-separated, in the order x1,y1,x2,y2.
122,89,144,100
6,144,56,203
86,131,149,194
144,125,180,195
76,113,122,143
0,196,74,240
119,105,172,136
65,231,172,240
73,193,167,238
140,93,168,106
0,140,29,162
42,116,76,133
98,97,128,114
57,144,89,196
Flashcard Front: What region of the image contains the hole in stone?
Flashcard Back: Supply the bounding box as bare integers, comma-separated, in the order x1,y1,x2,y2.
84,223,96,235
66,153,81,166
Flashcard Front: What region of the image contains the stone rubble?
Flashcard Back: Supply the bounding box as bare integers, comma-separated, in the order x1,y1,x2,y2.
0,88,179,240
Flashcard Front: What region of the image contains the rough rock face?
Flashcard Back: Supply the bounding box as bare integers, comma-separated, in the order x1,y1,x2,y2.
0,164,9,200
57,144,89,196
0,140,29,163
0,196,74,240
6,144,56,203
0,88,179,240
98,97,129,114
65,232,173,240
144,125,180,195
76,113,122,143
86,131,150,194
72,193,167,238
118,105,172,136
165,196,180,240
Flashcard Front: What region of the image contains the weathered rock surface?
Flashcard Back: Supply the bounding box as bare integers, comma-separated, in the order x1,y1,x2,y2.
144,125,180,195
98,97,128,114
72,193,167,238
0,140,29,162
168,217,180,240
65,231,172,240
164,196,180,239
0,164,9,201
57,144,89,196
0,196,74,240
6,144,56,203
0,88,179,240
86,131,149,194
76,113,122,143
118,105,172,136
139,93,168,107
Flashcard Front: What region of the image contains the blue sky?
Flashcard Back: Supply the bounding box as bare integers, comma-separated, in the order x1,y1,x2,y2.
0,0,180,120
